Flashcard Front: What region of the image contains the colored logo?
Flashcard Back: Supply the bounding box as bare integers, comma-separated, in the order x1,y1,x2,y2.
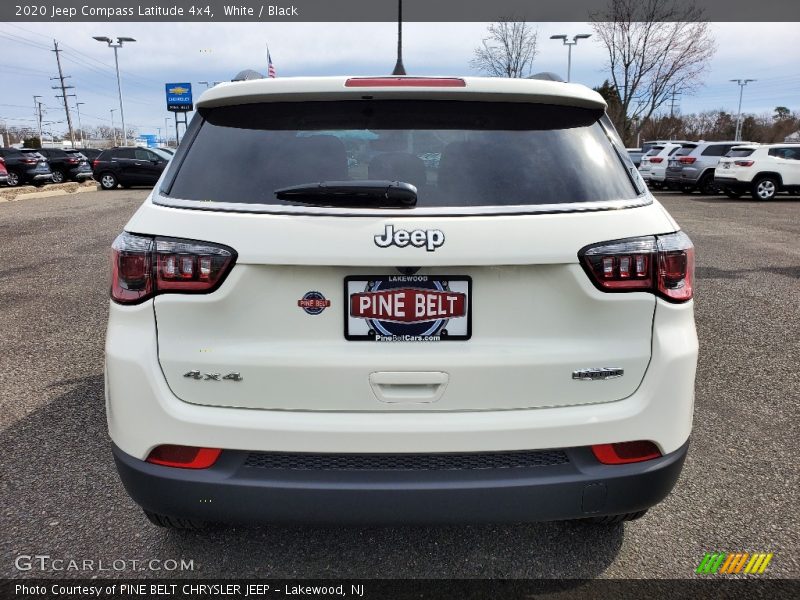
696,552,773,575
167,86,190,94
298,291,331,315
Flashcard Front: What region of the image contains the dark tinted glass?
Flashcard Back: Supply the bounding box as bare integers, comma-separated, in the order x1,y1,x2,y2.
676,146,697,156
702,144,733,157
114,148,136,159
166,101,637,208
727,149,755,157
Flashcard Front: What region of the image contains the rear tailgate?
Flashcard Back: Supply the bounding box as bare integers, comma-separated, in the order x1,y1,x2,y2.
132,202,673,412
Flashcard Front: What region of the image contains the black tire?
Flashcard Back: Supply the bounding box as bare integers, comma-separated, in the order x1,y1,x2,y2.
99,172,118,190
51,169,65,184
143,510,208,530
582,510,648,525
724,189,743,199
697,172,718,195
6,170,22,187
751,176,779,201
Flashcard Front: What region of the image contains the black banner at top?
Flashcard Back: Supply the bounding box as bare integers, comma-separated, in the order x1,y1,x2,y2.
3,0,800,22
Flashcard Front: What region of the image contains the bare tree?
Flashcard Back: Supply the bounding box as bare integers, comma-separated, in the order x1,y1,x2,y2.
591,0,716,144
471,19,539,78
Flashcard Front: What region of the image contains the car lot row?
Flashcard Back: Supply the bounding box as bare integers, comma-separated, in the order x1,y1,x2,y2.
629,140,800,200
0,146,174,189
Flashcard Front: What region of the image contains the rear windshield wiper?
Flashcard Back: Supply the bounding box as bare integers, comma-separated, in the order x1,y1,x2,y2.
274,180,417,208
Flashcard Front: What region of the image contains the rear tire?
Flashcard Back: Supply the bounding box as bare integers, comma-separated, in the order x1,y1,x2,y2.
751,176,778,200
143,510,208,530
99,172,118,190
51,170,65,184
6,171,21,187
697,172,718,195
582,510,648,525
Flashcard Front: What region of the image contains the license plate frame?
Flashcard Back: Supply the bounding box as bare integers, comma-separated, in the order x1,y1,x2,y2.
344,275,472,342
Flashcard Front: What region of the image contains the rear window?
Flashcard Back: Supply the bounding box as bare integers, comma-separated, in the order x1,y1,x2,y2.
675,145,697,156
165,101,638,209
726,149,755,157
701,144,735,157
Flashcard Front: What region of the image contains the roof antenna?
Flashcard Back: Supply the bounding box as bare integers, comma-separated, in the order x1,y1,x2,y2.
391,0,406,75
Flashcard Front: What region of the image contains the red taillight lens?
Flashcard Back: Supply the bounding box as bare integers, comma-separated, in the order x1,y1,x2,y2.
345,77,466,87
92,159,99,168
734,160,754,167
66,157,79,164
649,157,663,164
146,445,222,469
22,158,37,164
579,231,694,302
110,232,236,304
592,441,662,464
678,157,696,165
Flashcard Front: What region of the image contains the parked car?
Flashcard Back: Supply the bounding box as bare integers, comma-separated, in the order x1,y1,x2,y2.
0,148,54,186
626,148,644,168
638,143,681,188
665,141,746,194
77,147,103,162
157,147,175,155
640,139,694,155
149,147,174,161
715,144,800,200
106,76,697,529
0,157,8,186
92,146,170,190
37,148,93,183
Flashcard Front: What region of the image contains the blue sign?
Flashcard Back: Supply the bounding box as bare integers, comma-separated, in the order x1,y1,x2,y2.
165,82,193,112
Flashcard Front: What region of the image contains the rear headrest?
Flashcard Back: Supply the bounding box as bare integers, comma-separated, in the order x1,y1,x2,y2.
368,152,427,189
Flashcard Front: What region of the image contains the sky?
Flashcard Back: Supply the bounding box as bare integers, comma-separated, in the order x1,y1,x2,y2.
1,21,798,140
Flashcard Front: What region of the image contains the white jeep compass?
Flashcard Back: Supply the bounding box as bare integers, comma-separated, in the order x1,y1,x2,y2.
106,76,698,528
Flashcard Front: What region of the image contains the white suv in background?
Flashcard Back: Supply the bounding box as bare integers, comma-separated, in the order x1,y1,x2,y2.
638,143,682,189
105,76,697,529
715,144,800,199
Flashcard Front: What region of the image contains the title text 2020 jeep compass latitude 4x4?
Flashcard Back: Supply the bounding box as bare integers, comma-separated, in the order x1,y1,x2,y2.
106,76,698,528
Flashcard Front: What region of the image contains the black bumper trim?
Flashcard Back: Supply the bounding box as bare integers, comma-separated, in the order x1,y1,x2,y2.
112,441,689,524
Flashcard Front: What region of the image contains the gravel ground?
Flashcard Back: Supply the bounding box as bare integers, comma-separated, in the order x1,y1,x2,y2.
0,189,797,580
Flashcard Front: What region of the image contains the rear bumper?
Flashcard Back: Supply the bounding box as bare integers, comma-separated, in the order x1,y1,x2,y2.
713,177,750,192
31,173,53,181
113,441,689,524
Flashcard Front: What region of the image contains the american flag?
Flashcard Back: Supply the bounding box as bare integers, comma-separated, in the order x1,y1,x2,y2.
267,48,276,78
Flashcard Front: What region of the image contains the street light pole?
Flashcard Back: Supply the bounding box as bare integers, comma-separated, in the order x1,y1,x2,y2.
75,101,85,147
550,34,591,83
731,79,756,142
33,95,43,143
110,108,117,146
94,36,136,146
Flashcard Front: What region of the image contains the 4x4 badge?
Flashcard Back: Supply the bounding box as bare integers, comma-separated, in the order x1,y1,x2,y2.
374,225,445,252
183,370,243,381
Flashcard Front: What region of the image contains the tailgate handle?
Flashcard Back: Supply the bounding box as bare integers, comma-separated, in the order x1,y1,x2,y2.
369,371,449,404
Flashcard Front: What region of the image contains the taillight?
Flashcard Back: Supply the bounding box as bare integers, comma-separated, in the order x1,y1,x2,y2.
110,232,236,304
591,441,662,465
66,157,79,164
678,157,696,165
92,159,99,169
345,77,466,87
734,160,754,167
146,445,222,469
579,231,694,302
22,158,37,164
649,157,663,164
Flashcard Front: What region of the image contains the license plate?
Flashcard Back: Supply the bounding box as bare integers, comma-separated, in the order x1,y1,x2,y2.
723,163,730,169
669,161,679,168
344,275,471,341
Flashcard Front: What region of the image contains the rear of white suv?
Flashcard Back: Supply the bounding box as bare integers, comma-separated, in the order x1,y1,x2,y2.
106,76,697,528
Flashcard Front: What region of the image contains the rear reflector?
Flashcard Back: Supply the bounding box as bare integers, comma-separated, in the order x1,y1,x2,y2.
591,441,662,465
345,77,466,88
146,445,222,469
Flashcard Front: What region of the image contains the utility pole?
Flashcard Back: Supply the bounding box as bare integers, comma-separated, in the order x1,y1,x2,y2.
51,40,76,147
164,116,169,146
33,95,44,143
391,0,406,75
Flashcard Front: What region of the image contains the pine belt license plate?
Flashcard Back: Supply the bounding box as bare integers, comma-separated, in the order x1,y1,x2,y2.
345,275,472,342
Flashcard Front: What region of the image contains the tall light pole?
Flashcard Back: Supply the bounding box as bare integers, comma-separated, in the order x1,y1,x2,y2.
93,36,136,146
110,108,117,146
550,34,591,83
74,101,85,147
731,79,756,142
164,116,170,146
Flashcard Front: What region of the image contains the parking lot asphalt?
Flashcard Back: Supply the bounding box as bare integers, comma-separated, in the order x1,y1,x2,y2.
1,190,797,579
